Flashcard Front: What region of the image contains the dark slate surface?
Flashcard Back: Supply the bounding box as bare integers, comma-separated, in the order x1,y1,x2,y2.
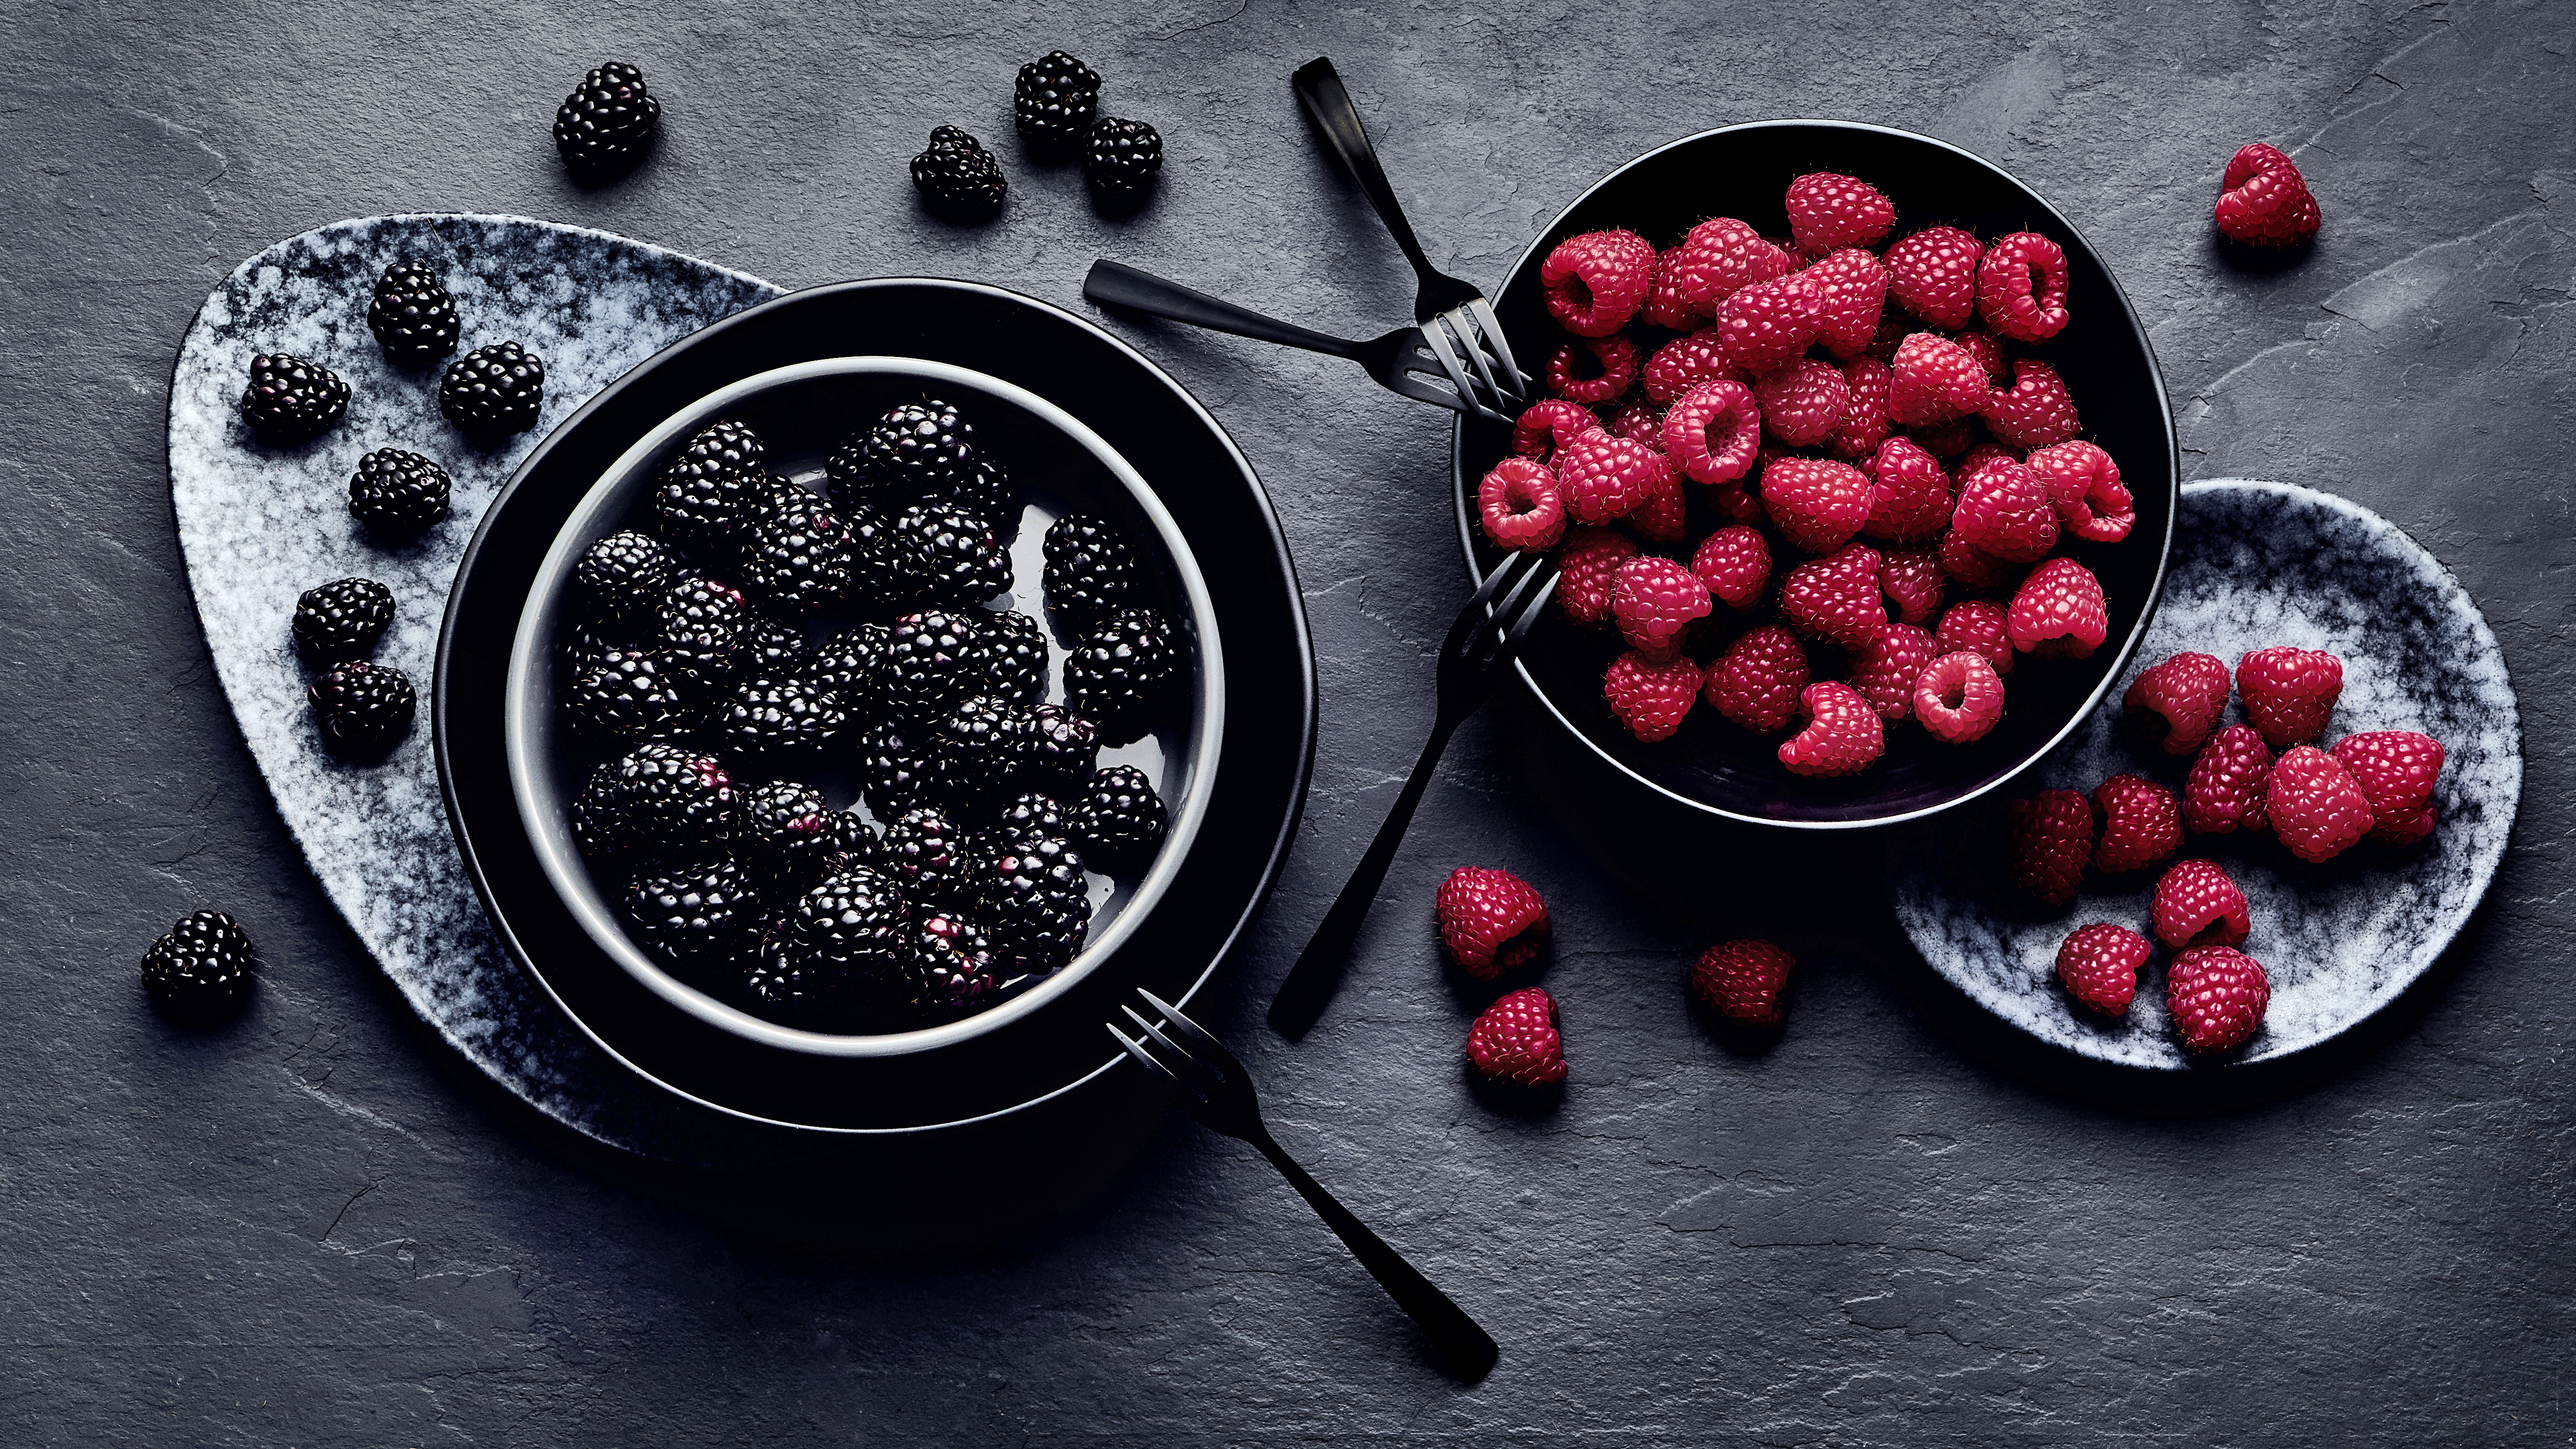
3,1,2568,1442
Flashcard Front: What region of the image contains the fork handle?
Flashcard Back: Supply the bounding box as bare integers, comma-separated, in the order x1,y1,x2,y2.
1252,1129,1499,1381
1085,260,1362,360
1291,58,1440,291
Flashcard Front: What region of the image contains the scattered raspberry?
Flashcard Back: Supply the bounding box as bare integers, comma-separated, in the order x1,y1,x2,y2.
1779,543,1886,650
1606,400,1664,446
2092,773,2182,874
1552,526,1637,625
2330,731,2445,845
1690,526,1772,612
1913,651,2005,743
2008,558,2108,659
1715,271,1822,376
2182,725,2274,836
1604,649,1704,742
1882,225,1984,330
1639,247,1709,331
1805,248,1889,359
2167,945,2269,1055
1611,556,1713,659
1709,476,1765,526
1904,417,1983,460
2025,440,2133,542
2055,922,2151,1017
1754,358,1851,448
1761,456,1872,553
1661,378,1763,486
1778,680,1884,777
1975,231,2072,343
1465,986,1568,1086
1540,228,1658,337
1982,358,2082,451
1546,333,1640,405
1624,467,1688,544
1955,440,2018,478
1513,398,1599,463
1828,356,1893,460
1660,217,1792,317
1847,623,1935,721
1477,457,1567,553
1691,939,1797,1029
1556,429,1666,525
2007,789,2092,905
1933,598,2015,677
2214,142,2320,248
1705,626,1809,733
1642,328,1745,405
2151,859,2252,951
1784,172,1895,253
1886,332,1991,427
1878,546,1945,626
1950,453,2060,563
1951,328,2010,387
1937,527,2031,596
1861,435,1953,543
2266,745,2373,862
2123,651,2231,756
1436,867,1552,980
2237,646,2343,748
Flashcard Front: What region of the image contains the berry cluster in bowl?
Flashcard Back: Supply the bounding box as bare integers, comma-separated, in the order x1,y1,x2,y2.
1474,170,2142,779
555,395,1185,1032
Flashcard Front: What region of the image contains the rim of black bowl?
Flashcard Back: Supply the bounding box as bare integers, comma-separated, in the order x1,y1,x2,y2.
1450,119,2179,830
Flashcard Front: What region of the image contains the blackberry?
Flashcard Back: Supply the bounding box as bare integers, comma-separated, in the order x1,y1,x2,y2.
307,659,416,759
855,718,939,819
905,911,1005,1018
239,354,348,443
808,624,889,714
566,650,686,742
952,455,1017,525
745,616,810,677
1014,50,1101,152
756,864,908,1017
927,694,1031,812
971,791,1068,870
649,420,769,555
910,125,1007,222
977,609,1050,707
713,674,846,757
652,576,751,688
837,502,926,611
561,619,625,678
740,488,855,619
829,398,977,509
1073,764,1167,872
977,836,1093,974
879,610,985,720
346,447,452,539
364,262,460,363
439,340,545,437
1084,116,1163,197
574,530,683,633
625,855,764,967
818,808,883,875
1021,703,1101,795
291,577,394,664
737,779,837,889
879,806,973,907
1063,606,1183,745
571,741,733,857
1042,513,1137,626
895,503,1011,604
140,910,255,1022
554,62,661,177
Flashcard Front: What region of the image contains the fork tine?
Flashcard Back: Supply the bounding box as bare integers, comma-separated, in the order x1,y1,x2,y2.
1122,1005,1226,1098
1137,989,1230,1070
1498,570,1562,653
1383,368,1473,417
1470,559,1557,666
1436,309,1511,416
1417,321,1513,424
1464,548,1539,614
1461,297,1531,397
1108,1022,1191,1096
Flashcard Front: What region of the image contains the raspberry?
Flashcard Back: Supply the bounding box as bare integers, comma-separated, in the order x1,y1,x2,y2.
1556,430,1667,525
1540,228,1658,337
2123,651,2232,756
2237,647,2343,748
1861,435,1953,543
1882,225,1984,330
1828,356,1892,460
1761,457,1872,553
1905,417,1984,460
1976,231,2072,343
1952,328,2010,387
1466,987,1568,1086
1546,333,1640,405
2025,440,2133,542
1605,401,1664,446
1691,939,1796,1029
1710,476,1765,525
1604,649,1704,742
2266,746,2373,862
1886,333,1990,427
2007,789,2092,906
2367,802,2438,847
1752,359,1849,448
1611,556,1713,659
1639,248,1709,331
2055,922,2151,1017
1662,217,1794,315
1950,454,2059,564
2167,946,2270,1055
1933,599,2015,676
2152,859,2252,950
2008,558,2108,659
2329,731,2445,844
1784,172,1894,254
1715,271,1822,376
1705,626,1809,733
1937,527,2030,596
1805,248,1889,359
1982,358,2082,451
1779,544,1886,650
1690,525,1772,612
1478,457,1567,553
1878,546,1945,626
2214,142,2320,248
1624,468,1689,545
1642,328,1745,405
1847,622,1935,721
1660,378,1763,486
1778,680,1884,777
2183,724,2275,836
1436,867,1551,980
1554,527,1638,625
1913,651,2005,743
2092,773,2182,874
1512,398,1599,463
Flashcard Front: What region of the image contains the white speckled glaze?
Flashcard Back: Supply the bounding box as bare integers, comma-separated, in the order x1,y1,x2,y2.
1890,480,2522,1069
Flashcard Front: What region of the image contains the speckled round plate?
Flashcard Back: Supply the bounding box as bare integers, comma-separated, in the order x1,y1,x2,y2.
1889,480,2520,1070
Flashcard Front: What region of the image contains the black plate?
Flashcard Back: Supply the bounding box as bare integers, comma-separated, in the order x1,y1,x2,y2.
1451,121,2179,828
435,278,1317,1133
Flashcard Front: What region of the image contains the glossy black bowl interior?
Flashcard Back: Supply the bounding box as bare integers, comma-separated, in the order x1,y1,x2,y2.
1452,121,2178,828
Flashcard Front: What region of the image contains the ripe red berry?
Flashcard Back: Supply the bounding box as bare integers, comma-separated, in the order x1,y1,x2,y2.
2167,945,2269,1055
2055,922,2151,1017
1933,598,2014,677
1604,649,1703,742
1556,429,1667,525
1642,328,1746,405
1690,525,1771,612
1886,332,1990,427
1878,545,1945,626
1828,356,1893,460
1784,171,1895,254
1691,938,1797,1029
2266,745,2373,863
1804,248,1889,360
2214,142,2320,248
2182,724,2274,836
2008,558,2108,659
1754,358,1851,449
1546,333,1640,405
1705,625,1809,733
1951,453,2061,564
2092,773,2182,874
1659,217,1792,317
1847,622,1936,722
1882,225,1984,330
1780,543,1887,651
1540,228,1658,337
2237,646,2343,748
1975,231,2072,343
2329,730,2445,845
2007,788,2093,906
1913,651,2005,743
1466,986,1568,1085
1477,457,1566,553
1605,400,1664,447
1512,398,1599,464
1611,555,1713,660
1861,435,1953,543
2123,651,2232,756
2151,859,2252,950
1981,358,2082,451
1552,526,1637,626
1624,468,1688,545
2025,439,2133,542
1715,271,1823,376
1762,456,1872,553
1938,527,2031,597
1952,329,2010,386
1778,680,1884,777
1436,866,1551,979
1661,377,1764,488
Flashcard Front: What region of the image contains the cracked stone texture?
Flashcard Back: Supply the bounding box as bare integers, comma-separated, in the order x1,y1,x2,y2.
2,1,2569,1443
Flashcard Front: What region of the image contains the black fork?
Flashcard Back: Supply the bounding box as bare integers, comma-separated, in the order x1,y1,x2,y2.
1108,989,1500,1382
1267,551,1560,1039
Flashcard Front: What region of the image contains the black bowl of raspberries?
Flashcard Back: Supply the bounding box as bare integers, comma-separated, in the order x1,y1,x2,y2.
1452,121,2179,828
505,357,1222,1053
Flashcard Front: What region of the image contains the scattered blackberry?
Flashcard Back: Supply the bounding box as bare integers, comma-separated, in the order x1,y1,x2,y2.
737,779,837,889
910,125,1007,222
652,576,751,688
1014,50,1102,152
140,910,255,1022
880,805,973,907
1073,764,1167,872
1021,704,1101,796
977,609,1050,707
808,624,889,713
1064,606,1182,744
712,674,846,757
566,649,686,742
895,503,1011,604
972,791,1069,870
439,340,545,436
879,610,985,720
977,835,1093,974
574,531,682,635
905,911,1005,1018
554,62,661,177
952,455,1017,525
740,488,855,618
755,865,908,1017
625,855,765,967
1041,513,1137,626
1084,116,1163,197
837,502,926,611
927,694,1031,812
650,420,770,555
346,447,452,539
818,808,883,875
364,262,460,362
239,354,348,443
307,659,416,759
855,718,940,819
570,741,734,857
828,398,977,508
745,616,810,677
561,619,625,677
291,577,394,663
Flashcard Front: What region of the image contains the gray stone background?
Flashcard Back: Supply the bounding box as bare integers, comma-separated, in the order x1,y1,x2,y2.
3,0,2569,1442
